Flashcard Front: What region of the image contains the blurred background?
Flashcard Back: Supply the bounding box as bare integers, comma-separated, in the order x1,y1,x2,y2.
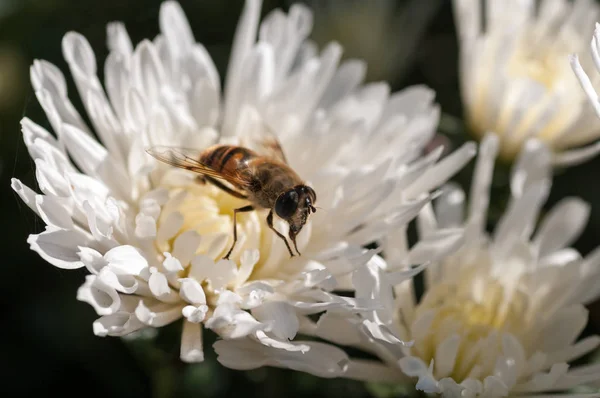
4,0,600,397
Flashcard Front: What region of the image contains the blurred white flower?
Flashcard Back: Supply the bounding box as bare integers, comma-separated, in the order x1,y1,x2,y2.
11,0,475,374
454,0,600,166
350,135,600,396
307,0,441,83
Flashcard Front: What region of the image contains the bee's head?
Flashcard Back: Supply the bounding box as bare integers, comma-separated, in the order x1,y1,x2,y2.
274,185,317,254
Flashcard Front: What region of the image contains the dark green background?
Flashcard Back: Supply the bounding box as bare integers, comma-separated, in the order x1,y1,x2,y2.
3,1,600,397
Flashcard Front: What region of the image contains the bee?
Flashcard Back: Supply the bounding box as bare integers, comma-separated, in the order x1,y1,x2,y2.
146,134,317,260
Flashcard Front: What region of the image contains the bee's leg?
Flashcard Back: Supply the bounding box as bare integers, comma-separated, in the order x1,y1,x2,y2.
266,210,295,258
289,231,301,256
196,175,207,184
204,175,248,199
224,205,254,260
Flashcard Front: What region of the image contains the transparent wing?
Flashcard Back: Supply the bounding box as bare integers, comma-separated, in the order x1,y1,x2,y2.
239,122,289,164
145,146,249,188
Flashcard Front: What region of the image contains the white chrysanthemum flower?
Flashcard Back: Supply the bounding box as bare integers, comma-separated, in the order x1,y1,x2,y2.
11,0,476,374
348,135,600,396
454,0,600,166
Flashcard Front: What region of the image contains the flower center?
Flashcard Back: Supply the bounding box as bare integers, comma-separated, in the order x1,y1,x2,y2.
409,275,529,382
507,34,573,91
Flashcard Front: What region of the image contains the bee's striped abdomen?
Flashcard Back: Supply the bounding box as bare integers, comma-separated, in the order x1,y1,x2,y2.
200,145,255,174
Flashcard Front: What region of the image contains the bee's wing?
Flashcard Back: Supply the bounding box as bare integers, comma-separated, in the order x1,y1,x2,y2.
145,146,250,189
239,122,289,165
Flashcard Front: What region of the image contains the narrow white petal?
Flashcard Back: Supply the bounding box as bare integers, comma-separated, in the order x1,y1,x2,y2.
223,0,262,135
409,228,464,265
159,1,195,58
11,179,39,215
180,320,204,363
570,54,600,120
534,198,590,256
404,142,477,198
106,22,133,55
434,334,460,379
554,141,600,167
466,134,498,237
235,249,260,287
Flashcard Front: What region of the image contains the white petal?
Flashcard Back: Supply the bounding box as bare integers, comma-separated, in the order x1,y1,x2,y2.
398,357,440,394
162,252,184,273
533,198,590,256
189,255,236,291
78,246,107,274
93,312,144,337
404,142,477,198
131,40,166,101
539,305,588,352
98,267,138,294
27,227,89,269
252,301,298,340
11,179,39,216
159,1,195,59
148,269,179,303
171,230,201,267
106,22,133,55
205,303,264,339
135,213,157,239
466,134,499,238
135,300,183,327
554,141,600,167
235,249,260,287
409,228,464,264
222,0,262,135
343,359,403,383
510,138,551,198
179,278,207,305
104,245,148,275
156,211,183,244
214,339,350,378
435,334,460,379
182,304,208,323
254,330,309,352
312,313,362,346
77,275,121,315
180,320,204,363
362,319,412,346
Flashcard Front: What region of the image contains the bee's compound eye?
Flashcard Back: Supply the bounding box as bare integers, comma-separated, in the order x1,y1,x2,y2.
275,190,299,219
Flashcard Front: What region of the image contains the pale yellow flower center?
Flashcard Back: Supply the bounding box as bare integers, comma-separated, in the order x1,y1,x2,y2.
466,28,583,160
410,275,529,382
155,182,275,286
507,36,571,91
